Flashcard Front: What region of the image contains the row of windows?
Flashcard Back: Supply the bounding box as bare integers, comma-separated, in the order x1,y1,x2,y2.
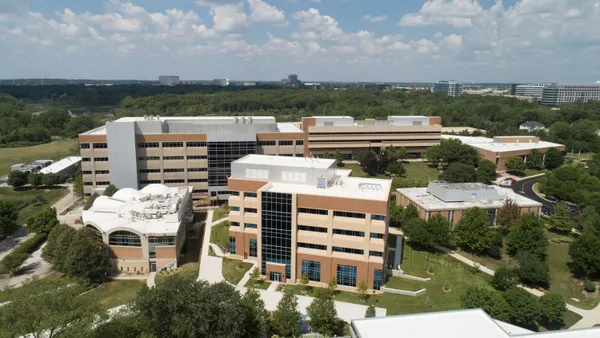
148,236,175,245
82,170,109,175
164,156,184,160
298,225,327,233
80,143,108,149
188,179,208,183
333,229,365,237
164,168,184,173
245,223,257,229
138,142,159,148
188,168,207,172
82,157,108,162
135,142,209,149
258,140,304,146
370,233,384,239
245,208,257,213
334,211,365,219
369,250,383,257
245,192,257,198
187,142,207,147
164,179,184,184
298,207,328,215
371,214,385,221
298,242,327,250
309,139,439,144
138,156,160,161
84,181,110,186
139,168,207,174
309,131,441,136
163,142,183,148
140,169,160,173
333,246,364,255
140,180,161,184
301,260,321,282
192,189,208,194
231,222,240,227
108,231,141,247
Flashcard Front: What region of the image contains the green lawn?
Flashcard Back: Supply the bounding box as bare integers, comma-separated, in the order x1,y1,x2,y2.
210,220,230,252
0,139,78,177
212,204,230,221
346,161,439,189
155,262,199,285
222,258,253,285
245,279,272,290
523,169,547,177
0,187,70,225
81,279,145,310
385,277,427,291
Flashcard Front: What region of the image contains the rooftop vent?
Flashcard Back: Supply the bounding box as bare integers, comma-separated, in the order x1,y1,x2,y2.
317,176,327,189
358,183,383,192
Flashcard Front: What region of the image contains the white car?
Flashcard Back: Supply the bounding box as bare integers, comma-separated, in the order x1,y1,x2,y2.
498,178,515,187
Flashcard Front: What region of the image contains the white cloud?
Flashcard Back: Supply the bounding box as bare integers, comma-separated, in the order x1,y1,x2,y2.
363,14,388,22
196,1,248,32
399,0,483,28
389,41,411,51
247,0,288,25
292,8,345,41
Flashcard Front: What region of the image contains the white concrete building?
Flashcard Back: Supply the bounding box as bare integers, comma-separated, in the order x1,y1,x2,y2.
433,80,463,96
515,84,546,99
519,121,548,133
541,84,600,105
82,184,193,274
39,156,82,180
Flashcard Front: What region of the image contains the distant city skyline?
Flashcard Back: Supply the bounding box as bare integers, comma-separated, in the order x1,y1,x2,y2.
0,0,599,83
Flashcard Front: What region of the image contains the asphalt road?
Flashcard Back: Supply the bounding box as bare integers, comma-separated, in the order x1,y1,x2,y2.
511,176,553,208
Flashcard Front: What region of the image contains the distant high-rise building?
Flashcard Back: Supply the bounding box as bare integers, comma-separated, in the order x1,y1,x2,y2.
283,74,301,86
515,84,547,99
159,76,179,86
213,79,230,86
288,74,298,82
541,84,600,106
433,80,463,96
510,84,519,95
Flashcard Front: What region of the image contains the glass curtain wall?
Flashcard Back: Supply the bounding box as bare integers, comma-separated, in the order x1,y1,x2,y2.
261,192,292,278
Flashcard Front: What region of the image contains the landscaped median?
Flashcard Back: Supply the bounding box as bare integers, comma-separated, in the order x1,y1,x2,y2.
210,220,230,253
0,232,47,275
222,258,253,285
155,262,200,285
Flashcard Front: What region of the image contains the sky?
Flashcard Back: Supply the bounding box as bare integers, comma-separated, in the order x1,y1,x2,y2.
0,0,599,83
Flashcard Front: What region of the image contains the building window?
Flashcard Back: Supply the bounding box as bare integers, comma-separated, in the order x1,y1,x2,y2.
138,156,161,161
80,143,90,149
245,208,257,213
164,179,185,184
333,229,364,237
164,156,184,161
369,251,383,257
164,168,184,173
139,169,161,173
334,211,365,219
295,154,303,157
192,189,208,194
279,140,293,146
249,239,257,257
187,156,207,160
208,141,257,187
140,180,161,184
373,269,383,290
258,141,276,146
231,222,240,227
94,157,108,162
298,225,327,233
296,140,304,146
370,233,384,239
188,179,208,183
298,208,328,215
82,157,91,162
93,143,107,149
148,236,175,245
84,182,93,186
245,192,257,198
261,192,292,277
337,264,357,287
108,230,141,247
96,181,110,186
245,223,257,229
137,142,159,148
163,142,183,148
95,170,110,175
229,191,240,196
333,246,364,255
371,214,385,221
301,260,321,282
187,142,206,147
297,242,327,250
82,171,92,175
229,236,236,254
231,206,240,212
187,168,207,172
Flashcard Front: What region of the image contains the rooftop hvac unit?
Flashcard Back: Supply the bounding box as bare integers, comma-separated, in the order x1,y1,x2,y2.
317,176,327,189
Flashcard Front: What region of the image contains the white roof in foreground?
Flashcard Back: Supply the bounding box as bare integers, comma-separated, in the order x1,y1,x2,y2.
441,135,564,153
265,175,392,201
39,156,82,174
82,184,192,235
397,185,541,211
235,154,335,170
350,309,600,338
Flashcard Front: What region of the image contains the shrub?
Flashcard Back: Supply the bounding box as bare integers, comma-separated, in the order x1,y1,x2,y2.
0,233,47,274
491,268,519,291
584,280,596,293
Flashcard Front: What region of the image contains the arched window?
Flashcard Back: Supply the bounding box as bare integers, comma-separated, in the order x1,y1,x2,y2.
109,230,142,247
85,224,102,239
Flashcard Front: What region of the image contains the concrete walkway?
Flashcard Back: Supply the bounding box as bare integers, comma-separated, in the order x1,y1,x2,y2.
267,281,279,292
0,243,53,290
235,261,257,291
197,211,226,284
146,272,156,288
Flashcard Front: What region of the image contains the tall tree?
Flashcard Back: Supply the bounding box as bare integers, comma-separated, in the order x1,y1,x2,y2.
527,149,544,169
28,172,44,188
103,184,118,197
389,203,404,228
496,199,521,231
365,303,376,318
477,159,498,184
568,231,600,278
62,227,111,283
460,287,511,322
506,213,548,260
440,162,477,183
503,287,541,330
306,290,339,336
539,293,566,330
84,193,98,210
401,204,420,227
0,200,19,239
548,202,573,232
242,287,270,337
27,207,60,234
361,151,379,176
545,148,564,170
0,278,105,338
387,162,406,176
490,267,519,291
516,251,550,288
7,170,28,188
386,145,399,163
455,207,495,252
405,214,453,249
42,223,74,269
334,149,344,167
272,291,301,338
506,156,526,174
42,173,59,187
73,170,84,198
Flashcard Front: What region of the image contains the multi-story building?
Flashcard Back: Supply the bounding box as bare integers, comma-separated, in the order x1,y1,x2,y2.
227,155,392,291
541,84,600,105
441,135,565,171
397,181,542,228
301,115,442,158
82,184,193,274
515,84,546,99
158,76,179,86
433,80,463,96
79,115,441,205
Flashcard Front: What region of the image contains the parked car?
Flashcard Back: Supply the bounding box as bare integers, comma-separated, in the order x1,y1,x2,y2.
542,206,555,216
547,196,559,205
499,178,515,187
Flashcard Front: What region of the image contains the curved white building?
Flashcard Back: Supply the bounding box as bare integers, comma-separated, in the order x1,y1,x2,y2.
82,184,193,274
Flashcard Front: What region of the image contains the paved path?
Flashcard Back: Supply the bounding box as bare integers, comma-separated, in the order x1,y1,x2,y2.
235,261,256,291
0,227,33,261
0,243,52,290
146,272,156,288
267,281,279,292
197,211,226,284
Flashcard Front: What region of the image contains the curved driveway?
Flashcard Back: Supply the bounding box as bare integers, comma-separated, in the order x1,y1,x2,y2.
511,175,553,208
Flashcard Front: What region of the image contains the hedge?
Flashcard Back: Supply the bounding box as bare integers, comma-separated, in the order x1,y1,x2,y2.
0,232,47,274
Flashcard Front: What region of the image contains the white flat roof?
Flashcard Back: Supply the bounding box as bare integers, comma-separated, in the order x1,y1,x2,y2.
39,156,82,174
265,175,392,201
235,154,335,170
82,184,192,235
397,185,542,211
351,309,600,338
276,123,303,133
441,135,564,153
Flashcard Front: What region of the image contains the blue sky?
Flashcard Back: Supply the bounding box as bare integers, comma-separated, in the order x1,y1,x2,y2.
1,0,599,83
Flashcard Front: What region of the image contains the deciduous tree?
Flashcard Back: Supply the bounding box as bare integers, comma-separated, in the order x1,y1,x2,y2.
545,148,564,170
62,227,110,283
460,287,511,322
361,151,379,176
568,231,600,278
539,293,566,330
506,214,548,260
490,267,519,291
365,303,376,318
0,200,19,239
516,251,550,288
455,207,495,252
28,172,44,188
548,202,573,232
42,173,59,187
103,184,118,197
440,162,477,183
503,287,540,330
272,291,301,338
27,207,60,234
477,159,498,184
7,170,28,188
73,170,84,198
506,156,526,174
307,290,339,336
334,149,344,167
527,149,544,170
496,199,521,231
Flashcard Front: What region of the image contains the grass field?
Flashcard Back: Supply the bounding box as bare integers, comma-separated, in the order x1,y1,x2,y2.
210,220,230,252
346,162,440,188
385,276,428,291
155,262,199,285
0,139,78,177
245,279,272,290
212,204,230,221
0,187,70,225
222,258,253,285
81,279,145,310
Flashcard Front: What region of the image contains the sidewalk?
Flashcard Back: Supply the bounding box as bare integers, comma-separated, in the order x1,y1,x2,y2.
197,211,226,284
